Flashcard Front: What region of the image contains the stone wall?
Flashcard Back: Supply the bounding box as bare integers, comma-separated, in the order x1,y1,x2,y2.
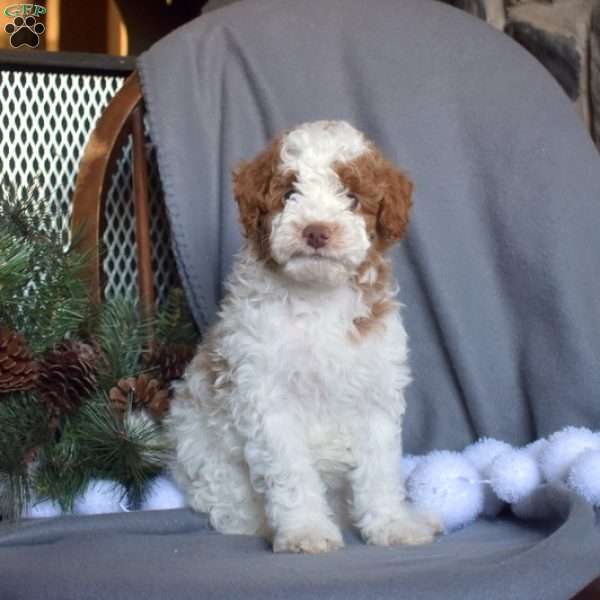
441,0,600,151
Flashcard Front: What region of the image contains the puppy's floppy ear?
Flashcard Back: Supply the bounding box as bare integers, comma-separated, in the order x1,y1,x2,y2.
376,159,413,242
232,138,280,239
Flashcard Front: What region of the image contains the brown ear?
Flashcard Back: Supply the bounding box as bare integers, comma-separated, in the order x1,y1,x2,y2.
377,159,413,242
232,138,281,238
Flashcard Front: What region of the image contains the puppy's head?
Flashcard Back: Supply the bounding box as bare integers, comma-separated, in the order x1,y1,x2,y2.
233,120,412,286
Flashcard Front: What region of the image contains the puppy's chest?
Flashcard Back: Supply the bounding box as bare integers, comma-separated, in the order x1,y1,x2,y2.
226,285,409,409
264,297,365,378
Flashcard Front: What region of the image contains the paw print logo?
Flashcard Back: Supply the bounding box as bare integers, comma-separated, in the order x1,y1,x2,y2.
5,15,45,48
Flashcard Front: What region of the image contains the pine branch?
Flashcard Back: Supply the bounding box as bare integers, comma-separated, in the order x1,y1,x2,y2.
95,299,152,389
0,233,32,300
0,178,60,248
0,182,91,353
66,397,171,508
32,426,88,512
18,249,91,354
0,393,51,520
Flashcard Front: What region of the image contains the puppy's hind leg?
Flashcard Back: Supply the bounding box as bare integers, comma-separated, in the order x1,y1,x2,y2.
167,394,267,536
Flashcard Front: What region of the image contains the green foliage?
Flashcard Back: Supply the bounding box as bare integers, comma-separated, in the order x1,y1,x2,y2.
0,180,199,520
0,394,51,519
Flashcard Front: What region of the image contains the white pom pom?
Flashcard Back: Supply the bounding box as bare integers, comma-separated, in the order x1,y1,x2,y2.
489,449,541,504
463,438,512,517
401,454,422,481
141,476,186,511
24,499,63,519
524,438,548,460
567,449,600,506
539,427,600,483
74,479,126,515
407,450,483,532
463,438,512,472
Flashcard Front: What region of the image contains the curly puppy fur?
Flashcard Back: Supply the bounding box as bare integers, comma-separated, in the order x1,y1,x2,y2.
167,121,441,553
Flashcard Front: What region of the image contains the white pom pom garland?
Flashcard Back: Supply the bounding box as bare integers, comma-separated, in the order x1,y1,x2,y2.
404,427,600,532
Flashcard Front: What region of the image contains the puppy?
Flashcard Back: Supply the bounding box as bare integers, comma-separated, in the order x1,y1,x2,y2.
167,120,441,553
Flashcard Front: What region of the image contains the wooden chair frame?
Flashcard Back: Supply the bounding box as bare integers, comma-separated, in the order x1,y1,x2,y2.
71,72,156,317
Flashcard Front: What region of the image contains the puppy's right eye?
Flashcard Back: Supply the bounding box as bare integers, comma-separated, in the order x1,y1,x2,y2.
283,190,299,203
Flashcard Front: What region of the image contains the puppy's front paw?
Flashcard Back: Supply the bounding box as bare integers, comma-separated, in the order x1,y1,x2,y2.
273,522,344,554
363,512,442,547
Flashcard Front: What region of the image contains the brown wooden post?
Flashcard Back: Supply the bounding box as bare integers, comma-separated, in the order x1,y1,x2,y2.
131,103,156,320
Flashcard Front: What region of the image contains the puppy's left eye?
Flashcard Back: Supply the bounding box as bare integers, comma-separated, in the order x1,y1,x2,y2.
347,194,360,211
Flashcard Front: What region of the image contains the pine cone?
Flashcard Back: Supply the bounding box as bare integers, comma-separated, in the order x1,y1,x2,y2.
144,343,195,386
109,374,170,421
37,340,98,417
0,327,39,394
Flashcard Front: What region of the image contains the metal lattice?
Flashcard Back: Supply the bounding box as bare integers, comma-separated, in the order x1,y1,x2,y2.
0,67,179,305
102,135,180,304
0,70,123,245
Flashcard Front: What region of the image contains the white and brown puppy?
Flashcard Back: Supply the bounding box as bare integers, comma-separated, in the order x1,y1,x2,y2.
167,120,441,553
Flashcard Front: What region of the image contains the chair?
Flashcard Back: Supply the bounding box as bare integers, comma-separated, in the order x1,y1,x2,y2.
68,65,600,600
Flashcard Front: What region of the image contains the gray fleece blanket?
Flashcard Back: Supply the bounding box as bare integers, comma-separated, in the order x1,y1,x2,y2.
137,0,600,454
0,491,598,600
2,0,599,598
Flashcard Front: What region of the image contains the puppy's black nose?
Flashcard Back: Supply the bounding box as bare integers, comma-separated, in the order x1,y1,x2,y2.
303,224,331,249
